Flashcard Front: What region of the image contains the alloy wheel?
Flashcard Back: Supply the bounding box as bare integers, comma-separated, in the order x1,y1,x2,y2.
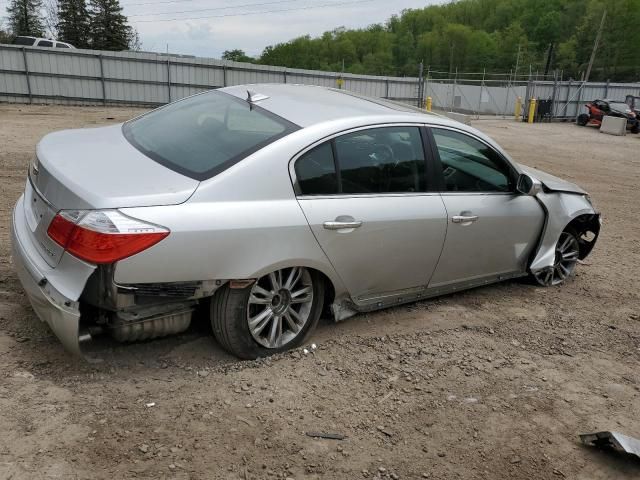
534,231,580,286
247,267,314,348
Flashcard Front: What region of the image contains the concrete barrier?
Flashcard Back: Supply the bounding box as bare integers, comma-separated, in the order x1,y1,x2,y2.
600,116,627,136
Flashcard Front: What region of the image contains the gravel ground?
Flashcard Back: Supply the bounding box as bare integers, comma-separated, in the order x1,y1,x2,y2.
0,104,639,480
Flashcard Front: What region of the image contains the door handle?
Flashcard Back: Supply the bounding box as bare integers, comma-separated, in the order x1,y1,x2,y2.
452,215,479,224
323,220,363,230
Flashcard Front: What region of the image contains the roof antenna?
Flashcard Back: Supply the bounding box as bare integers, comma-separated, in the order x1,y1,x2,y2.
246,90,270,108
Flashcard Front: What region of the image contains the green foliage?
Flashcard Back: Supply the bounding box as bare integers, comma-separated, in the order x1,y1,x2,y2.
6,0,45,37
57,0,90,48
88,0,131,51
0,24,15,43
257,0,640,81
222,49,255,63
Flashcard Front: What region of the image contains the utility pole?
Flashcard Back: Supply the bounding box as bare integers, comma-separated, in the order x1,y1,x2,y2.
585,9,606,82
417,61,424,108
449,42,454,77
544,43,554,77
514,43,521,81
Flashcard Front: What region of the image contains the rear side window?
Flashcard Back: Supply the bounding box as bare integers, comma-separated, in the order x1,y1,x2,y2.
295,143,338,195
38,40,53,47
13,37,36,46
123,91,298,180
295,126,426,195
335,127,425,193
56,43,70,48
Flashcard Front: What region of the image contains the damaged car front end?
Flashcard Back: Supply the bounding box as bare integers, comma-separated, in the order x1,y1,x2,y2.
519,165,601,286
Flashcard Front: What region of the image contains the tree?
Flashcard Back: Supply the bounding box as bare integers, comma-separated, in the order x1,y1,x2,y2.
0,25,14,43
255,0,639,81
128,27,142,51
42,0,58,38
57,0,90,47
6,0,45,37
88,0,131,51
221,49,254,63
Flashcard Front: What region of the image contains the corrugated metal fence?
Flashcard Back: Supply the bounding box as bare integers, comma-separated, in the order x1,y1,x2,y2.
2,44,639,119
529,81,640,119
425,77,640,119
0,44,420,107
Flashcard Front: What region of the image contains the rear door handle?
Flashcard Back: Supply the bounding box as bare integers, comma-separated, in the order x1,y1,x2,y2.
452,215,479,224
323,220,363,230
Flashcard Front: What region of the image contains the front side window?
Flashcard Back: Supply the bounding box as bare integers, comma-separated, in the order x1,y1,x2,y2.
123,91,297,180
431,128,514,193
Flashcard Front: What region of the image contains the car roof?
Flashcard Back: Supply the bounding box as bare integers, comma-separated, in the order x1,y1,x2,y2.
220,83,437,128
15,36,70,44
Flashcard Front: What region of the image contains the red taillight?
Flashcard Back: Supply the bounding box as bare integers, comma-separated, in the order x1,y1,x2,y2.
47,212,77,247
47,210,169,264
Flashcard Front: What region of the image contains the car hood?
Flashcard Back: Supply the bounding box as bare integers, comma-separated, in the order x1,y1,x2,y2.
518,164,587,195
34,124,199,209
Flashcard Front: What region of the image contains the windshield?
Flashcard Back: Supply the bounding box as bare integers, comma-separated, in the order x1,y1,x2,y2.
123,90,298,180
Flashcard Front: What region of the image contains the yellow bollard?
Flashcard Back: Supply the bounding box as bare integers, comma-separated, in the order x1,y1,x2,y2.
527,98,537,124
425,96,432,112
514,96,522,121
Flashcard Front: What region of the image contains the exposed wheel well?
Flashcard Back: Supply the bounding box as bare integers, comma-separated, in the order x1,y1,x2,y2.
565,214,600,260
309,269,336,317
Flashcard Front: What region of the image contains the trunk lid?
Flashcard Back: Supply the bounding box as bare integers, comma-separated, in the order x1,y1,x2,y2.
33,124,199,209
25,124,199,267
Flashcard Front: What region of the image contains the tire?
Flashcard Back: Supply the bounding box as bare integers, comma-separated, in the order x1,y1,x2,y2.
577,114,589,126
210,267,324,359
631,123,640,134
532,228,580,287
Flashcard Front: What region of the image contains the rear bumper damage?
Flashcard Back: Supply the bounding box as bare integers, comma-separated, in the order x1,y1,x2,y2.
11,195,94,356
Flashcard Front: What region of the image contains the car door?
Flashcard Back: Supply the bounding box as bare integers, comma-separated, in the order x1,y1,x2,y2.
427,126,545,289
292,125,448,304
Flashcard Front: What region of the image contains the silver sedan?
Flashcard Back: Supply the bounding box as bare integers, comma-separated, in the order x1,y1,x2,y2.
11,84,601,359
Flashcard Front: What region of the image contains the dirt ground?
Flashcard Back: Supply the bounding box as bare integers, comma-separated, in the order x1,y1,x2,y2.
0,104,639,480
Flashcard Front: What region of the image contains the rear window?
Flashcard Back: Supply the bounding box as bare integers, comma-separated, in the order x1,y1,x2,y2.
13,37,36,46
123,91,298,180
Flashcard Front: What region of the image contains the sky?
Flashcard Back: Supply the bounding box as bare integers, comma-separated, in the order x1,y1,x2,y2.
128,0,444,58
1,0,445,59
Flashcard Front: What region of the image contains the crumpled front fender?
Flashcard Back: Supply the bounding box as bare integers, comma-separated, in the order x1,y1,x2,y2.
529,191,601,273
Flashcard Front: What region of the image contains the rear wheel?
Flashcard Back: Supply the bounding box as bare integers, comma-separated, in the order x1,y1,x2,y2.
533,229,580,287
211,267,324,359
577,114,589,126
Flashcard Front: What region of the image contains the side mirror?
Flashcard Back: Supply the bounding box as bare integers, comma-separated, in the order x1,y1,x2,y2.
516,173,542,196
